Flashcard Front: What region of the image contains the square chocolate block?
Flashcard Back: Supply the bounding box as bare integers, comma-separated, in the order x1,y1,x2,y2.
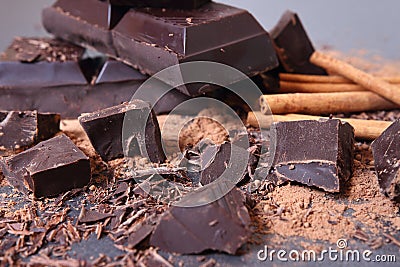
1,134,91,198
268,119,354,192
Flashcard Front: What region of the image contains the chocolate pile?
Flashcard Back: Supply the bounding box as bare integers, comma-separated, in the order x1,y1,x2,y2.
0,1,399,265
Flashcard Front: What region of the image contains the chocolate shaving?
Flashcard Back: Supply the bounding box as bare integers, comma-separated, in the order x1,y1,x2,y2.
78,207,114,224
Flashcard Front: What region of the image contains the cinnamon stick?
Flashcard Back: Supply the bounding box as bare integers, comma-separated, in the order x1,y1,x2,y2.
259,92,398,115
310,51,400,105
247,111,391,140
279,73,400,84
280,81,365,93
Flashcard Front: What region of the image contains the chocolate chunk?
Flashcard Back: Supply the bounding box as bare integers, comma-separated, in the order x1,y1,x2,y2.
0,134,91,198
371,120,400,202
42,0,278,95
0,37,87,88
270,10,327,75
0,38,189,118
268,119,354,192
150,186,251,254
109,0,211,9
79,100,166,163
0,111,60,153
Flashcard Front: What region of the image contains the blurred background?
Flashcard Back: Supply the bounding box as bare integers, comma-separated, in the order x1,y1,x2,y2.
0,0,398,59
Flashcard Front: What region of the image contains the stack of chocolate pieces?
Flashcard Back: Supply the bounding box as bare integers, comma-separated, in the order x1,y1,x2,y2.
0,37,190,118
42,0,278,96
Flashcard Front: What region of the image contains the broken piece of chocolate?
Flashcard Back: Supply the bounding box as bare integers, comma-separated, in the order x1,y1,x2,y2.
42,0,278,95
79,100,166,163
109,0,211,9
270,10,327,75
150,187,251,254
0,111,60,153
1,134,91,198
268,119,354,192
371,120,400,202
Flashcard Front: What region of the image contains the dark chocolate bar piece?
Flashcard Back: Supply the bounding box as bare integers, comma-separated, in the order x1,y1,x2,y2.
268,119,354,192
0,111,60,153
270,10,327,75
79,100,166,163
1,134,91,198
108,0,211,9
42,0,278,96
150,187,251,254
371,120,400,202
0,38,190,118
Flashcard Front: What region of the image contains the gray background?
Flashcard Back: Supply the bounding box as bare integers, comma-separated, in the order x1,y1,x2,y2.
0,0,399,59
